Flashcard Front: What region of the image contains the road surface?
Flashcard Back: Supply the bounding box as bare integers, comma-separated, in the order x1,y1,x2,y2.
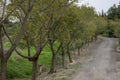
70,37,120,80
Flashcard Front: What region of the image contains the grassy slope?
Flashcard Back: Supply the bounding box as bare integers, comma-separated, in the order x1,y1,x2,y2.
5,42,59,79
2,25,61,79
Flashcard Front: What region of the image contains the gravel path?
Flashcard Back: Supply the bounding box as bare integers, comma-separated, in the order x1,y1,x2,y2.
69,37,120,80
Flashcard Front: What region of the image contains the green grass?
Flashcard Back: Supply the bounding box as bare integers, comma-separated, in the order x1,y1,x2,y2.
0,40,64,79
7,58,32,79
5,42,60,79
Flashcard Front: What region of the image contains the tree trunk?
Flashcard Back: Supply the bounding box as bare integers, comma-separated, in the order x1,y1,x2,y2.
0,59,7,80
87,40,89,46
84,42,86,47
31,60,38,80
61,48,65,68
95,35,97,41
119,38,120,45
49,53,56,74
78,47,80,56
67,49,72,63
48,41,56,74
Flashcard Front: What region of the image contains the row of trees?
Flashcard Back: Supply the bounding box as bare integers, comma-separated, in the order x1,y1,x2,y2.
107,3,120,44
0,0,107,80
108,20,120,44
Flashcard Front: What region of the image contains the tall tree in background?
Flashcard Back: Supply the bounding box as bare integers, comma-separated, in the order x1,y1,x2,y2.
107,4,120,20
107,2,120,44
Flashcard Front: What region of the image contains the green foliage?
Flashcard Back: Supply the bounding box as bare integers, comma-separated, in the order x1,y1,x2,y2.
109,20,120,37
107,4,120,20
105,3,120,44
94,17,107,35
78,5,97,22
7,58,32,79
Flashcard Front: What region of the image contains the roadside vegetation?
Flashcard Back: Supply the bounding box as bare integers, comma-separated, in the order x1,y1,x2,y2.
105,4,120,45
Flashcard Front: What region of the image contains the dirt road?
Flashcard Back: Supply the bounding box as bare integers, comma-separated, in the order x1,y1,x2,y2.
69,37,120,80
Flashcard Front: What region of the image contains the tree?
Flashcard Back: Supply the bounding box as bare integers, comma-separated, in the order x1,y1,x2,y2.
0,0,34,80
107,4,120,20
44,0,78,73
7,0,57,80
106,2,120,45
109,20,120,44
45,0,72,73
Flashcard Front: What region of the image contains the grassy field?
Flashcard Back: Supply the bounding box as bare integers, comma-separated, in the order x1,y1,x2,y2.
5,42,60,79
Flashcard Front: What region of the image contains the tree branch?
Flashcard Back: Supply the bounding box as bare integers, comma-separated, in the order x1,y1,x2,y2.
1,0,25,23
0,25,4,58
1,0,7,21
2,26,32,59
25,33,31,57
